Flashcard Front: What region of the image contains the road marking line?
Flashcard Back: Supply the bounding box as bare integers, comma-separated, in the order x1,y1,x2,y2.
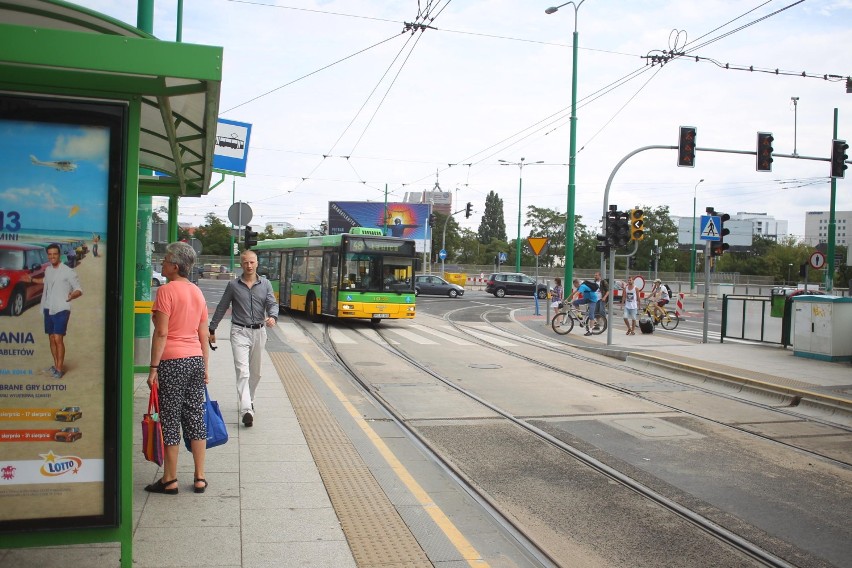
410,324,476,345
302,353,488,566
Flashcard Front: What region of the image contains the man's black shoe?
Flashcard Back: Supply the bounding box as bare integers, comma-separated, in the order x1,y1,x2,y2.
242,412,254,427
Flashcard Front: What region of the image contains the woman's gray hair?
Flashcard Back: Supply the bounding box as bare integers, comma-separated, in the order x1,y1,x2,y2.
165,241,196,278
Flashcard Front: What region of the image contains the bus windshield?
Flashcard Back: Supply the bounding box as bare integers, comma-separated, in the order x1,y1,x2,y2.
342,254,414,293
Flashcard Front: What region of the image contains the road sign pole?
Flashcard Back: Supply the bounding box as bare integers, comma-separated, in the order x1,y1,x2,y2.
703,240,711,344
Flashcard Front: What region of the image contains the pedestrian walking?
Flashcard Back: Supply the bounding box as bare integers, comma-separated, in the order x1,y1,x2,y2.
209,250,278,427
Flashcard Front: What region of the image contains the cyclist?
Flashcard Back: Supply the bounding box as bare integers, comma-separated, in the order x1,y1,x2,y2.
649,278,670,322
571,278,600,336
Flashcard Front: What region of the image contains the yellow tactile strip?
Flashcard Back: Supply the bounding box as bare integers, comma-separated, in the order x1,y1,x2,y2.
270,351,433,568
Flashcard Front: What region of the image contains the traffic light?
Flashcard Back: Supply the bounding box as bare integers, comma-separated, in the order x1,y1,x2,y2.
831,139,848,178
595,235,609,255
710,212,730,257
677,126,697,167
465,202,473,218
756,132,774,172
629,208,645,241
604,206,618,248
629,256,636,269
244,225,258,249
428,213,436,227
614,211,631,247
596,213,610,255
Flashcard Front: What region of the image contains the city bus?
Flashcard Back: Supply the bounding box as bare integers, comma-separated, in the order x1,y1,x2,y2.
252,228,417,323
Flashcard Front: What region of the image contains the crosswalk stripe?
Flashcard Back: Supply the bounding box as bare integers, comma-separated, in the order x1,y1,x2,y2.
327,327,357,344
443,325,517,346
385,328,439,345
409,324,476,345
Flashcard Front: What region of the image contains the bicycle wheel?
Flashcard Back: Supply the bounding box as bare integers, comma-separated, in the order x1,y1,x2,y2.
591,315,607,335
551,312,574,335
660,311,680,330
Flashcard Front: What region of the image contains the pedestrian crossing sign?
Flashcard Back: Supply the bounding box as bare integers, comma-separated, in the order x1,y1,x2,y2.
699,215,721,241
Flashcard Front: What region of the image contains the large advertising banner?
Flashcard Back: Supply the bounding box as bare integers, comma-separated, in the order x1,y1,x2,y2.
328,201,431,252
0,95,123,531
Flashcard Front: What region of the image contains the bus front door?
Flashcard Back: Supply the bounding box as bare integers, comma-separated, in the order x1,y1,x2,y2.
322,251,338,316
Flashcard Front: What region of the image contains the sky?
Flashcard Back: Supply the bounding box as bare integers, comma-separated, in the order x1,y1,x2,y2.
0,119,110,235
72,0,851,241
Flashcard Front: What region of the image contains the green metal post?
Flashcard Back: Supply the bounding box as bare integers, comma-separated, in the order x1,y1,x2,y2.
827,108,838,292
516,172,523,272
564,27,580,288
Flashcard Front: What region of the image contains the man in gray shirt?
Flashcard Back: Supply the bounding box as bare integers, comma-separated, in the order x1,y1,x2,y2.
210,250,278,427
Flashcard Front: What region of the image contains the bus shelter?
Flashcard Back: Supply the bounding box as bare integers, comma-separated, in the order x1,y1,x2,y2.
0,1,223,565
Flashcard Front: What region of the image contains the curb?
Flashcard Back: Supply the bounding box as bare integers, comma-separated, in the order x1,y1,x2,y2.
626,351,852,419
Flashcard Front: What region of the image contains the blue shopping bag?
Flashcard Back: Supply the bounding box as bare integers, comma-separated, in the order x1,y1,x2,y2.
184,387,228,450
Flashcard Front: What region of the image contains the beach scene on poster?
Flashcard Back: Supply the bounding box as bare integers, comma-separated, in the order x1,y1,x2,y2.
0,118,109,520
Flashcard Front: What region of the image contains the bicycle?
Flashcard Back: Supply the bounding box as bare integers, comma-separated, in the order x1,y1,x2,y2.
641,300,680,330
551,301,607,335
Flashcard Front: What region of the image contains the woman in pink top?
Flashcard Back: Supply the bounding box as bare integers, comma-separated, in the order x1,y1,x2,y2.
145,242,210,495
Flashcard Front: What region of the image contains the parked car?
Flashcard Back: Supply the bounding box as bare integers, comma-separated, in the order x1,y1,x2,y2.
414,275,464,298
152,270,164,287
485,272,548,298
0,243,49,316
54,427,82,442
55,406,82,422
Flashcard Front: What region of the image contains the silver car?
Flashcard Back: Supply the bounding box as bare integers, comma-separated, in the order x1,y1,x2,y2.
414,275,464,298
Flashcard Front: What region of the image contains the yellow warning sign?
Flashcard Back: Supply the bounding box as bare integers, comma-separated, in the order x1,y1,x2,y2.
527,237,549,256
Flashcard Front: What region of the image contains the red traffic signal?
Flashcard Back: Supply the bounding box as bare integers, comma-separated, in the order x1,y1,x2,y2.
756,132,774,172
677,126,697,167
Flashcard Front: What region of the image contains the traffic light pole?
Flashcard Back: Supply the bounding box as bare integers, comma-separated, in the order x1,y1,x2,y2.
440,206,469,278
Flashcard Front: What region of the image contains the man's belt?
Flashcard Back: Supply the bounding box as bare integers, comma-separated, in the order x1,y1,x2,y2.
232,322,264,329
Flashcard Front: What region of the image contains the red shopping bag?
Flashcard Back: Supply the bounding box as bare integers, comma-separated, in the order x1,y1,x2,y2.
142,384,164,466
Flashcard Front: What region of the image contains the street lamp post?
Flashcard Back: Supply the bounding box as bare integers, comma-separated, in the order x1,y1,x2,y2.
546,1,585,288
690,178,704,293
499,158,544,272
787,263,793,285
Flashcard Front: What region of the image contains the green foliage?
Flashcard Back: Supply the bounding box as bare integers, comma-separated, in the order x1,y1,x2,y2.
477,191,507,245
191,213,233,256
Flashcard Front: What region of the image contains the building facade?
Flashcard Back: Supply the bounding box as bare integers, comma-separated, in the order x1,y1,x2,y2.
804,211,851,247
731,212,788,241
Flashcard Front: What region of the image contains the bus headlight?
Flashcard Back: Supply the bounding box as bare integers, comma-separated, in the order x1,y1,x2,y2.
407,306,415,312
342,304,354,310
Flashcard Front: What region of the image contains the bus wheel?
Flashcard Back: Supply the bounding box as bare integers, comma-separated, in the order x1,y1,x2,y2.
306,295,320,322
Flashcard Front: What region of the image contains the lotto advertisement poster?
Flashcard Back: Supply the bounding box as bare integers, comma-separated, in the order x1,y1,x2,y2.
0,100,119,529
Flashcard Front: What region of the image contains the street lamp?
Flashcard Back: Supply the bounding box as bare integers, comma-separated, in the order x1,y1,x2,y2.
787,263,793,285
499,158,544,272
690,178,704,292
546,1,585,288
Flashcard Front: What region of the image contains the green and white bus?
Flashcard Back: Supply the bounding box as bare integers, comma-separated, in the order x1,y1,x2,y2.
252,228,417,323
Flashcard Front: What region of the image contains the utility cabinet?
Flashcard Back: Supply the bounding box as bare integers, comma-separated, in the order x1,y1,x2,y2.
792,295,852,362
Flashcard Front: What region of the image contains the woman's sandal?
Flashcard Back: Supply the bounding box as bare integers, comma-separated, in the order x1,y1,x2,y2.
194,478,208,494
145,478,178,495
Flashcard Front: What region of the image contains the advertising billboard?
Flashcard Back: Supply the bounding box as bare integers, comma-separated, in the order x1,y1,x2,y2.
328,201,431,252
0,94,124,531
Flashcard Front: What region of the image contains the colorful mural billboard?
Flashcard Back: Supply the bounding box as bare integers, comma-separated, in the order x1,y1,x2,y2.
328,201,431,252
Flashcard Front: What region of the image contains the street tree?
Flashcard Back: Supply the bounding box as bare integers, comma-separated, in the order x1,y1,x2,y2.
192,213,232,255
477,191,506,245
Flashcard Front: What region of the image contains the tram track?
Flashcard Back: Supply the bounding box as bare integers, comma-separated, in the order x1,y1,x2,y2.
440,306,852,469
290,314,815,568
